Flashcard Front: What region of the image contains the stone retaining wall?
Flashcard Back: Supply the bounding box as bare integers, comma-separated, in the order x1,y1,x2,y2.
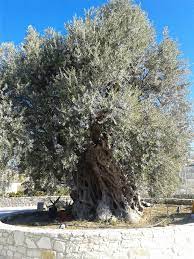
0,221,194,259
0,196,70,208
0,197,194,259
144,197,194,205
1,196,193,208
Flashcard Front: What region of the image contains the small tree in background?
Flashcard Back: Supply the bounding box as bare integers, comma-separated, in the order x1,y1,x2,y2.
0,0,191,220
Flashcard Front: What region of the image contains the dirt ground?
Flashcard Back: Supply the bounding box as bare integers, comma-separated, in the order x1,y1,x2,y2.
2,204,194,229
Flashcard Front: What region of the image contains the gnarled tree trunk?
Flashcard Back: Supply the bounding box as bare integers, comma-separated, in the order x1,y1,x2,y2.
71,119,144,222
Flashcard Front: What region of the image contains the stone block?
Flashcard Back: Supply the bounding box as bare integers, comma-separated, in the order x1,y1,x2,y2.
53,241,66,252
41,250,56,259
7,250,14,257
56,253,66,259
7,234,14,245
37,237,52,249
14,231,25,246
27,249,41,257
26,237,37,249
17,245,26,255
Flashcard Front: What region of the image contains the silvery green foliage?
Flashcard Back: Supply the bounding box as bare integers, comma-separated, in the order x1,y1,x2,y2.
0,0,191,195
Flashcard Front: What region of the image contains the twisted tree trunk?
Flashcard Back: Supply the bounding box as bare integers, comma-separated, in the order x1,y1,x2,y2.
71,119,144,222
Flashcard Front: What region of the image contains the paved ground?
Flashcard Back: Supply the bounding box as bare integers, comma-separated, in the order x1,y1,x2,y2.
0,207,36,219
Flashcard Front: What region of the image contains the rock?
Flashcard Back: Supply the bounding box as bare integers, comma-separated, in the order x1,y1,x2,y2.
59,224,66,229
125,208,142,224
109,216,118,224
141,200,152,207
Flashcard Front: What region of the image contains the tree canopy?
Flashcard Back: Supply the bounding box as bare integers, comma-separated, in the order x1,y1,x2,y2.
0,0,191,205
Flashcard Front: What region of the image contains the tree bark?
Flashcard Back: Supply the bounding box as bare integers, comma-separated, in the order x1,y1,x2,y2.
71,120,144,221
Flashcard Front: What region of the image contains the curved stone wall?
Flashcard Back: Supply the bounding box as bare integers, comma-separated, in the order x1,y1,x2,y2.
0,221,193,259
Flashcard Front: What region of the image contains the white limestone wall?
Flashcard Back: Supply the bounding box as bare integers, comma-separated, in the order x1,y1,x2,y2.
0,196,192,208
0,196,70,208
0,221,194,259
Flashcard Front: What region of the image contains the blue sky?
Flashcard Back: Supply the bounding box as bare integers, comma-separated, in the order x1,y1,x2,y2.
0,0,194,106
137,0,194,106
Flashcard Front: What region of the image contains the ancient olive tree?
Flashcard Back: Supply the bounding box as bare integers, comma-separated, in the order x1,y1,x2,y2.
0,0,191,220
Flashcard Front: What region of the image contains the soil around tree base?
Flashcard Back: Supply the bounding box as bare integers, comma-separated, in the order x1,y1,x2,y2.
1,204,194,229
